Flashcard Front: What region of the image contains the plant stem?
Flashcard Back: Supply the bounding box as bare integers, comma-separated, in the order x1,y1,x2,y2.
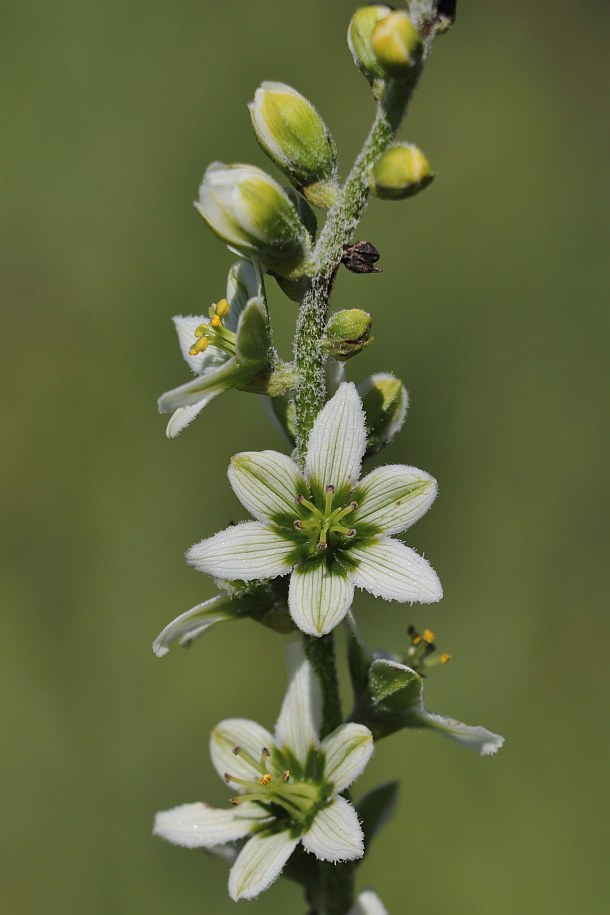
304,633,342,737
293,75,421,464
293,15,440,910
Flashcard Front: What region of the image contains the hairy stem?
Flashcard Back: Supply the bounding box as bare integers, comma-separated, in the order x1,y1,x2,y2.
293,13,440,911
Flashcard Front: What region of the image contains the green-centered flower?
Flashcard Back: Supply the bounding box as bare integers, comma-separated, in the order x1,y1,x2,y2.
154,643,373,901
187,382,442,636
157,259,273,438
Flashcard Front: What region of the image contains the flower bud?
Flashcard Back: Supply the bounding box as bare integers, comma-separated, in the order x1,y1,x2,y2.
368,143,434,200
323,309,373,361
195,163,312,278
371,11,422,78
347,5,393,96
358,372,408,455
249,82,338,209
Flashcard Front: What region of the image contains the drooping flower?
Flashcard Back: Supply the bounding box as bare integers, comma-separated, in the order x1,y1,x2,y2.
187,382,442,637
157,258,274,438
152,580,294,658
347,614,505,755
154,643,374,901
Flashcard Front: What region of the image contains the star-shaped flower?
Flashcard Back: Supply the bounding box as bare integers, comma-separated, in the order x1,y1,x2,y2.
157,258,273,438
154,644,374,901
187,382,442,636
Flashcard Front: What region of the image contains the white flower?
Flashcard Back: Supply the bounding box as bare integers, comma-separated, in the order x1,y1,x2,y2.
157,258,272,438
154,644,374,901
186,382,442,636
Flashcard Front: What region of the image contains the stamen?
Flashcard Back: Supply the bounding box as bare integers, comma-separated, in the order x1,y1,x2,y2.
423,629,436,643
233,745,263,771
324,484,336,516
210,314,222,328
189,336,209,356
215,298,231,317
296,494,324,521
440,653,452,664
259,774,272,786
282,770,291,782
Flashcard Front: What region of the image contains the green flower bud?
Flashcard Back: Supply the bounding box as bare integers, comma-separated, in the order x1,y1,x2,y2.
322,309,373,361
347,5,393,97
371,11,422,78
249,82,339,209
195,163,312,278
368,143,434,200
358,372,408,455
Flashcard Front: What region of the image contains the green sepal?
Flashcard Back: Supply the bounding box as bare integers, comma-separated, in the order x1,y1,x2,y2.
235,297,272,362
356,781,400,851
369,658,423,711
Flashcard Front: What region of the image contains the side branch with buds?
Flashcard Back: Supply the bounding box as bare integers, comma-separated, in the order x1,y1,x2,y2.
152,4,503,914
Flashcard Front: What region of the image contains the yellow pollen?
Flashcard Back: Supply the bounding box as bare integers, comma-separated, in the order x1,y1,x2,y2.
210,314,222,328
215,298,230,317
259,774,272,786
412,633,422,645
440,653,452,664
189,336,209,356
423,629,436,643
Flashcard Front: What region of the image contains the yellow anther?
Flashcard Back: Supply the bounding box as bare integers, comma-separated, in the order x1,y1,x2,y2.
259,774,272,786
189,337,209,356
215,298,231,317
412,633,422,646
194,323,207,337
423,629,436,644
440,653,452,664
210,314,222,328
282,770,291,781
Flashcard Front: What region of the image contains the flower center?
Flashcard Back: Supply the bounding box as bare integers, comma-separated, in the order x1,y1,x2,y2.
226,745,320,822
293,484,358,552
188,298,236,357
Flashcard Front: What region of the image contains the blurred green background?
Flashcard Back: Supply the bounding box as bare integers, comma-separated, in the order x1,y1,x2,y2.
2,1,608,912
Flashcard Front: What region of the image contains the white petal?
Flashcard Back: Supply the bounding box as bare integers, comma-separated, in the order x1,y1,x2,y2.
301,796,364,862
228,451,304,523
153,801,266,848
353,465,438,535
305,382,366,499
173,315,228,374
274,642,321,765
349,889,388,915
165,395,217,438
210,718,275,786
229,830,298,901
157,356,240,413
152,595,237,657
417,711,505,756
187,522,296,581
288,561,354,637
321,723,374,792
346,538,443,604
